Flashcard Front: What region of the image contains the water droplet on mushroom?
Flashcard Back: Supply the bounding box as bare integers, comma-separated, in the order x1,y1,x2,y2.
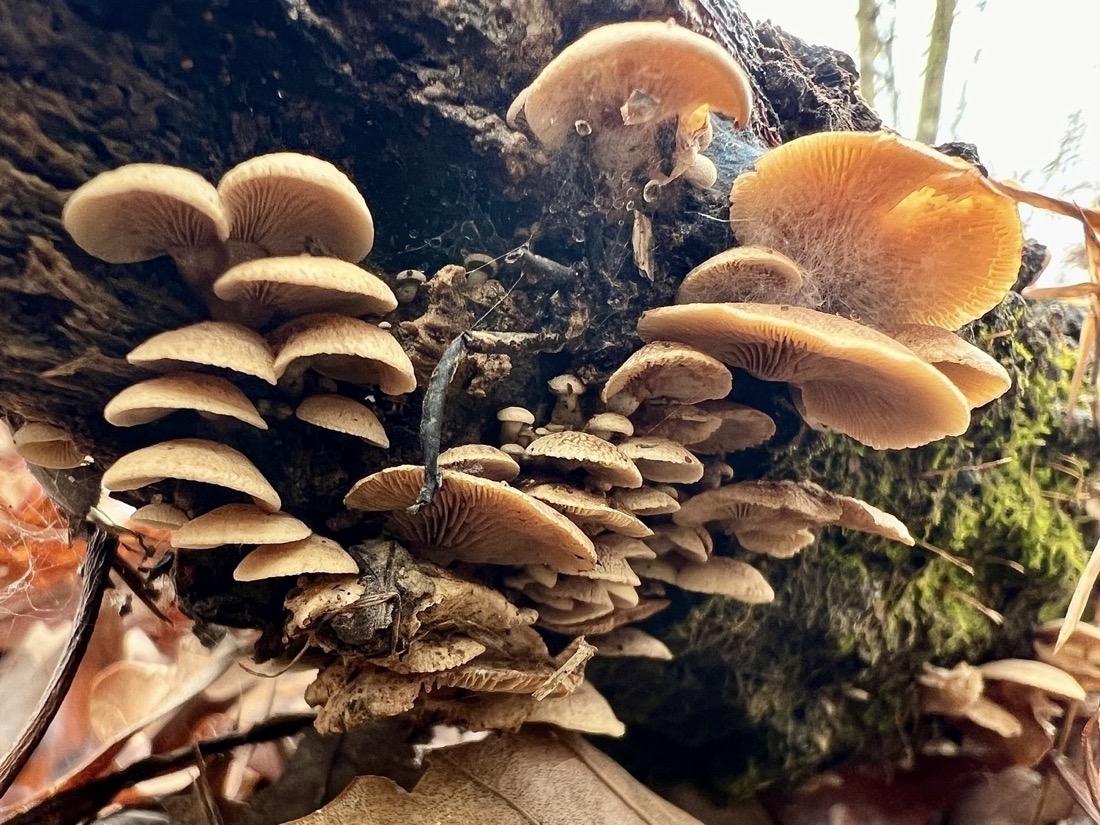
574,119,593,136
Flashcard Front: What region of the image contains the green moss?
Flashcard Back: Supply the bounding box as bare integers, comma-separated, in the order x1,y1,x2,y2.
594,298,1088,800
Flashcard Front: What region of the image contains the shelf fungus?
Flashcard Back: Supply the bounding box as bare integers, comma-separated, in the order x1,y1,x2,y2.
888,324,1012,409
507,20,752,188
103,372,268,429
676,246,804,305
12,423,86,470
638,302,971,449
345,465,597,573
674,480,913,558
170,503,310,550
729,131,1024,330
601,341,732,417
101,438,281,512
234,534,359,582
126,321,278,385
295,394,389,449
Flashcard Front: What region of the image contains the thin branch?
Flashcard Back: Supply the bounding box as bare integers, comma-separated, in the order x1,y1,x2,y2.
855,0,882,109
915,0,958,143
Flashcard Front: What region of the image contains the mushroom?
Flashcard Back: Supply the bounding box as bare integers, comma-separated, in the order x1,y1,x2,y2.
212,256,398,320
234,534,360,581
728,131,1024,330
548,373,586,425
12,423,86,470
526,680,626,737
126,321,278,385
62,164,229,288
690,401,776,454
523,482,652,538
630,403,722,445
676,246,804,305
103,373,267,429
589,627,674,660
583,412,634,442
395,269,427,304
508,20,752,185
637,303,971,449
601,341,732,416
524,430,643,489
889,324,1011,409
645,524,712,563
269,313,417,395
217,152,374,264
611,486,680,516
497,406,536,445
129,502,190,530
101,438,281,511
344,465,597,573
170,503,311,550
437,444,522,482
295,394,389,448
617,437,705,484
676,556,774,604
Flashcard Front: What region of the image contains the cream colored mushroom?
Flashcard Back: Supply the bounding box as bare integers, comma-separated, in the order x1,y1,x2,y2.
295,394,388,448
524,430,643,489
103,373,267,429
12,423,86,470
437,444,522,482
234,535,359,581
170,503,310,550
602,341,732,416
126,321,278,385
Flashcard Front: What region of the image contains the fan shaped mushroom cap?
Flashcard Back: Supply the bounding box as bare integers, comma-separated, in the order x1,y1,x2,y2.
270,313,417,395
675,480,842,537
12,423,86,469
524,431,643,489
728,131,1024,329
170,503,310,550
102,438,281,511
690,401,776,454
345,465,597,573
832,493,915,546
889,324,1011,408
677,556,774,603
217,152,374,261
583,412,635,441
591,627,673,660
295,394,389,448
601,341,732,416
62,164,229,278
508,20,752,150
617,437,704,484
524,482,652,538
612,486,680,516
213,256,397,318
234,534,359,581
735,527,817,558
129,503,190,530
437,444,522,482
638,302,971,449
978,659,1086,702
527,681,627,737
677,246,803,305
103,372,267,429
127,321,277,385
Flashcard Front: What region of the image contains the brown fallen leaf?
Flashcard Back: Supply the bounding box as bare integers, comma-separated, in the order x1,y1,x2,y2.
288,727,702,824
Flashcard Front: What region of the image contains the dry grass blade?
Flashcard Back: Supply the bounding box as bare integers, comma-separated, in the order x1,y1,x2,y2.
1048,752,1100,823
1083,704,1100,809
1056,535,1100,654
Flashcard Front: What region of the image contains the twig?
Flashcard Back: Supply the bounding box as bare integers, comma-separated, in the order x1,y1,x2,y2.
4,714,315,825
0,528,116,798
110,553,170,623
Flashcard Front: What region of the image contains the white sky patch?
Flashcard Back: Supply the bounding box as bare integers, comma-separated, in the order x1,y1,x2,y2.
736,0,1100,284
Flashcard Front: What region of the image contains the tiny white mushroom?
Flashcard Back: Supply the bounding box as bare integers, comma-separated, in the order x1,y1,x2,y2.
395,269,426,303
497,406,536,445
549,373,586,424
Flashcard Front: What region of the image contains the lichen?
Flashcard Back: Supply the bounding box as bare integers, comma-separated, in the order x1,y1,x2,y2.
592,294,1088,799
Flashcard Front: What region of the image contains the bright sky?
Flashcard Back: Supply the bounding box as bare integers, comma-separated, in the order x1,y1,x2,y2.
736,0,1100,284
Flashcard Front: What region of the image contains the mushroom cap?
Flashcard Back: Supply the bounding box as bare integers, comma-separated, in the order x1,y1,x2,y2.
217,152,374,261
584,412,635,440
728,131,1024,329
103,372,268,429
690,401,776,454
129,503,190,530
344,465,597,573
127,321,277,385
295,394,389,448
509,20,752,150
234,534,359,581
677,246,804,305
213,256,397,318
676,556,774,603
12,423,85,469
524,482,652,538
524,431,643,488
638,302,971,449
611,486,680,516
537,598,670,636
630,403,723,445
170,503,310,550
978,659,1086,702
590,627,673,660
617,437,705,484
675,480,842,533
646,524,712,563
832,493,915,546
497,406,536,425
601,341,732,416
736,527,817,558
63,164,229,264
270,313,417,395
527,681,627,737
889,325,1011,408
437,444,522,482
101,438,281,511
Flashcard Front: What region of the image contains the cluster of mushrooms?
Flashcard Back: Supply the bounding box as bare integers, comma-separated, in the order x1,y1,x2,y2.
13,19,1067,739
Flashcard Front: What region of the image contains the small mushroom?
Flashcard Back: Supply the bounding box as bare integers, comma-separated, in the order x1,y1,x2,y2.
129,503,189,531
602,341,732,417
438,444,522,482
497,407,536,445
295,394,389,448
234,534,359,581
549,373,586,425
617,437,704,484
127,321,278,385
395,269,427,304
170,503,311,550
103,373,267,429
524,431,643,490
12,423,86,470
584,412,634,442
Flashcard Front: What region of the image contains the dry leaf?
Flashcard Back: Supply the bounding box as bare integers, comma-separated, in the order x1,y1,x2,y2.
1056,535,1100,654
288,728,702,824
